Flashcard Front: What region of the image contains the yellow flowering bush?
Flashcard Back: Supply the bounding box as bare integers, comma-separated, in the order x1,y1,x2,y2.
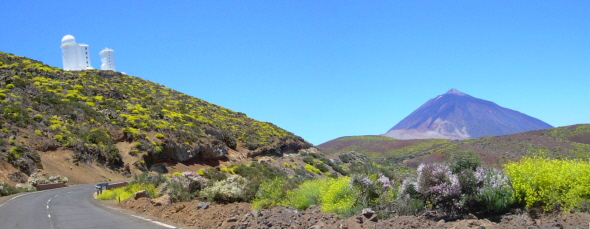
96,183,158,202
304,164,321,174
283,179,325,210
251,178,286,210
504,156,590,212
319,177,357,216
280,177,357,216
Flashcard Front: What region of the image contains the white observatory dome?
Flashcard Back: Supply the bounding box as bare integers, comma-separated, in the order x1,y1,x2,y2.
61,35,76,44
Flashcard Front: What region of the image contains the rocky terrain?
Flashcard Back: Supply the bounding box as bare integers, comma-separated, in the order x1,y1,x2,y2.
0,51,311,186
116,197,590,229
384,89,553,140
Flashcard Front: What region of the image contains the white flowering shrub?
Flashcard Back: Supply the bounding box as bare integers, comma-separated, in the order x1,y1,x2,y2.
159,171,209,202
399,162,514,216
349,173,398,216
472,167,514,213
377,173,392,190
200,175,248,202
27,173,68,186
415,163,461,205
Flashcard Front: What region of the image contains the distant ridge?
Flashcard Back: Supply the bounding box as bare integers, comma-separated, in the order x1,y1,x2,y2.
383,89,553,140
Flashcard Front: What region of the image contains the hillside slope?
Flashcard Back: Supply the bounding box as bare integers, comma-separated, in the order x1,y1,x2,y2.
321,124,590,167
384,89,553,140
0,52,311,182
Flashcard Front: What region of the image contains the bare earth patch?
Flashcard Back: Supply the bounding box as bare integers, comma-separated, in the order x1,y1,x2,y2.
39,150,127,185
0,161,23,186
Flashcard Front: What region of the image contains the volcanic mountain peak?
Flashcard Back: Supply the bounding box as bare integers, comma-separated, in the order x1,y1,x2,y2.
383,89,553,140
445,88,467,96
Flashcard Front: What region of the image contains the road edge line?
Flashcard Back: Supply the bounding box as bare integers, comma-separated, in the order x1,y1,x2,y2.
101,204,177,229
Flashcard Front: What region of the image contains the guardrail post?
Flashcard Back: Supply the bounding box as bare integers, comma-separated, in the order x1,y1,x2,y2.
95,182,108,195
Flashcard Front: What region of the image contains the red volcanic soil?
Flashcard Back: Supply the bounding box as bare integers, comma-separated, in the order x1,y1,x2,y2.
568,134,590,144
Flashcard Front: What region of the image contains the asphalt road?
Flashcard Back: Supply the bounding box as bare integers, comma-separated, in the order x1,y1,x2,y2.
0,184,177,229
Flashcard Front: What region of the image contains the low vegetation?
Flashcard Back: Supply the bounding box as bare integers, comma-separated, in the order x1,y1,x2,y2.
505,155,590,213
96,182,159,202
0,51,310,177
104,149,590,221
0,183,27,196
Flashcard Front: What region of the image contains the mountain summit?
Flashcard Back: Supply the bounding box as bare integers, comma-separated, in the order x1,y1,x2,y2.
445,88,467,96
383,89,553,140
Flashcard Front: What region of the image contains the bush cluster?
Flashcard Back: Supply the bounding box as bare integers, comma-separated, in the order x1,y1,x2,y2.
158,171,209,202
252,177,358,216
251,177,287,210
251,174,395,217
0,51,311,177
94,147,590,220
504,156,590,213
200,175,249,202
398,162,514,217
0,183,25,196
97,182,159,202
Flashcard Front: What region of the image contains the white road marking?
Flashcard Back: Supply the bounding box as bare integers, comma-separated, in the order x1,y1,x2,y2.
130,215,176,228
2,187,177,229
0,192,33,208
47,195,56,229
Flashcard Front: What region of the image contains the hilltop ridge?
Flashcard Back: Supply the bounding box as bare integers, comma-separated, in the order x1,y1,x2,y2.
0,52,311,183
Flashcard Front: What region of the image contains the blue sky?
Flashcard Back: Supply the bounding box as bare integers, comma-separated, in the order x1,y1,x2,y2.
2,1,589,145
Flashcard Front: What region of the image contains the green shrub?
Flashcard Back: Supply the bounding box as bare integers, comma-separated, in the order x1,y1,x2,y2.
0,184,22,196
132,172,167,187
394,196,426,216
252,178,286,210
84,128,112,145
330,164,348,175
160,171,209,202
320,177,357,216
304,164,321,174
201,167,227,181
8,146,24,160
284,179,325,210
162,181,192,202
450,150,481,173
399,162,514,217
302,156,314,165
349,173,393,209
96,183,158,202
339,154,353,163
505,156,590,213
314,163,329,173
232,162,293,201
473,170,514,213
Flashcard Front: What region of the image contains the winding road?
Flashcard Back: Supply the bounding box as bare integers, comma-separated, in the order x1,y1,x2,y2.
0,184,178,229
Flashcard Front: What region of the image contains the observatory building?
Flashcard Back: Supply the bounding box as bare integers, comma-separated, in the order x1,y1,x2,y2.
99,48,115,71
61,35,93,71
